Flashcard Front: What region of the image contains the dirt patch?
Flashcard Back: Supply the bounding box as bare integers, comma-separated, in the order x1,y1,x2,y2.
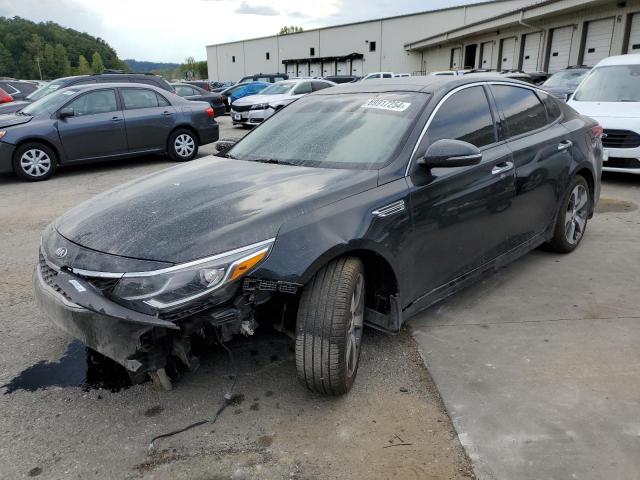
596,197,638,213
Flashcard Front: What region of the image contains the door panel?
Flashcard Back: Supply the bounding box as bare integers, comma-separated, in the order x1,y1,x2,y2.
57,89,128,161
583,17,614,66
480,41,494,68
120,88,176,152
500,37,517,70
451,48,461,69
490,84,569,242
521,32,542,72
548,26,574,73
627,13,640,53
406,86,516,303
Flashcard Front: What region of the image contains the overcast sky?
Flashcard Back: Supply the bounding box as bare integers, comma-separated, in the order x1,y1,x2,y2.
0,0,474,63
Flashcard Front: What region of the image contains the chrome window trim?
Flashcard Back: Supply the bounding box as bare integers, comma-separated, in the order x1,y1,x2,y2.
405,80,552,176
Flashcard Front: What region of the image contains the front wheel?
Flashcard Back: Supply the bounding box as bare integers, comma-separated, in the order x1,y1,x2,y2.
168,129,198,162
545,175,590,253
295,257,365,395
12,142,57,181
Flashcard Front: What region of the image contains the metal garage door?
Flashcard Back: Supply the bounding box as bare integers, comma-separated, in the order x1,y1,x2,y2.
627,13,640,53
521,32,542,72
322,62,334,76
583,17,614,66
451,47,461,69
297,63,309,77
350,59,363,76
480,41,494,68
500,37,517,70
548,25,574,73
286,64,296,76
336,61,347,75
309,62,321,77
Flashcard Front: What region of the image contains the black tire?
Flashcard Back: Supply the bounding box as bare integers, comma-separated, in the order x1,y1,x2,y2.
295,257,365,395
168,128,198,162
12,142,57,181
545,175,590,253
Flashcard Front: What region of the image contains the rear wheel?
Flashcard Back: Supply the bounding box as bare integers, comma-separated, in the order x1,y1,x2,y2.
295,257,365,395
12,142,57,181
168,129,198,161
546,175,590,253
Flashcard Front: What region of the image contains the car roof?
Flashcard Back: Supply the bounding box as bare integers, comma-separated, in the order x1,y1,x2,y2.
57,82,167,92
315,75,528,95
594,53,640,67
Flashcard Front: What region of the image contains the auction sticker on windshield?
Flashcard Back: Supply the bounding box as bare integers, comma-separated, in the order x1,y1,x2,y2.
361,98,411,112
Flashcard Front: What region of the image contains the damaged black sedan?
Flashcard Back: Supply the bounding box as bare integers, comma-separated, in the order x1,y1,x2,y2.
35,77,602,394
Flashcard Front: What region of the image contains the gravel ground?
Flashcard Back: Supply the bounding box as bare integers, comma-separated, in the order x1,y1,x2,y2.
0,116,473,479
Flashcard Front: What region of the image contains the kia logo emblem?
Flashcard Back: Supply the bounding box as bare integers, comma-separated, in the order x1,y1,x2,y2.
55,247,68,258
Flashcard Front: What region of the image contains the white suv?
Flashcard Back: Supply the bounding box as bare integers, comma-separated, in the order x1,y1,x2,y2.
568,54,640,174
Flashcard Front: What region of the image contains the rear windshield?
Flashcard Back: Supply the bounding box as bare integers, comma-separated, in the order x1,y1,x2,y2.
228,92,428,170
573,65,640,102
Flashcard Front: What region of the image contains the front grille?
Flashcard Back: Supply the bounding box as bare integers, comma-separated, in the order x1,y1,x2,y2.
79,276,120,292
604,157,640,169
38,253,71,300
232,104,252,112
602,130,640,149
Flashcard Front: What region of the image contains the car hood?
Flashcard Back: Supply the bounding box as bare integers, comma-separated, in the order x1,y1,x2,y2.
0,113,33,128
568,100,640,118
233,93,292,106
0,100,30,115
54,156,378,264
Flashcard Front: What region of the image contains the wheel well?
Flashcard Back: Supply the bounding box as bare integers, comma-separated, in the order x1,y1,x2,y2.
170,125,200,146
14,139,61,165
575,167,595,213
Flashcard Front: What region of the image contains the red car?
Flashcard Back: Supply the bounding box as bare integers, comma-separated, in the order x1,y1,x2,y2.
0,87,14,104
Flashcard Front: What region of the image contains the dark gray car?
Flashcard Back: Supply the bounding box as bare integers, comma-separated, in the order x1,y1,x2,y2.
0,83,219,181
172,83,226,117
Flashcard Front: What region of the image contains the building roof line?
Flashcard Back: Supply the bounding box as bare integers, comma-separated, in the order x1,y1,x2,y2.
205,0,538,48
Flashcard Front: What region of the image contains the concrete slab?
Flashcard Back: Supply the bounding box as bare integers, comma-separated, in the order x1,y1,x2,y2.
410,173,640,480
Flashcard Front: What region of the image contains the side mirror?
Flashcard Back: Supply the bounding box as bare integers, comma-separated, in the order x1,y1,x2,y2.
419,139,482,169
215,138,238,155
58,107,75,119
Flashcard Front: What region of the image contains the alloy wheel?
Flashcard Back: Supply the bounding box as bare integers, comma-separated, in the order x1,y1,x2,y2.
345,273,365,378
565,184,589,245
174,134,195,158
20,149,51,177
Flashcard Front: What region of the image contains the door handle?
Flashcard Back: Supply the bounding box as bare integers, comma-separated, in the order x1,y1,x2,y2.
558,140,573,151
491,161,514,175
161,111,172,116
111,116,121,122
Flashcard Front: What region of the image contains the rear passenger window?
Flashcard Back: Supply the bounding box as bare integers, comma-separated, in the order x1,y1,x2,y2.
492,85,548,138
539,92,562,122
293,82,312,94
426,86,496,148
122,89,160,109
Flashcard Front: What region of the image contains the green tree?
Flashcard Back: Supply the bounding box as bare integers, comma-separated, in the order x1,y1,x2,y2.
91,51,105,73
77,54,92,75
0,42,14,76
16,52,35,79
196,61,208,79
53,44,71,77
40,43,57,79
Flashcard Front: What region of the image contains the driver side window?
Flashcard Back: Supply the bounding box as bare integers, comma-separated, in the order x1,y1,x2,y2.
67,89,118,116
293,82,312,95
423,86,497,151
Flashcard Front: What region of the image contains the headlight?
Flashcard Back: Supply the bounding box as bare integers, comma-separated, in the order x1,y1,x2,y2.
112,238,274,310
251,103,270,110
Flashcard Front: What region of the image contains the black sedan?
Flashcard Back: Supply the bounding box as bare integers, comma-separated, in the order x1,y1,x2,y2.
0,83,218,181
34,76,602,394
172,82,226,117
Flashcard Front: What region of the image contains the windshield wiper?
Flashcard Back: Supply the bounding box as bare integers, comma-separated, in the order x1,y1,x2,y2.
252,158,297,166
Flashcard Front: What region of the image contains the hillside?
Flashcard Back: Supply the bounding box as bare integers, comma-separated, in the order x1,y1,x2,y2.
0,16,126,80
124,59,180,73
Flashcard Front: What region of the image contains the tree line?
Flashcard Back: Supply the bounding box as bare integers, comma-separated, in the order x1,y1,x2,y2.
0,16,127,80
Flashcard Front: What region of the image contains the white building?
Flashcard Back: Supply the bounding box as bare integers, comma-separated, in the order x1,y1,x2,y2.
206,0,640,81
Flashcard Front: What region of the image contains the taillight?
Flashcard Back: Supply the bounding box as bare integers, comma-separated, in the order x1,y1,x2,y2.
0,92,13,103
206,107,214,117
591,125,604,139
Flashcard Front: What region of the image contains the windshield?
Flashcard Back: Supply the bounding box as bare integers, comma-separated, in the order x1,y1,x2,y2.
543,70,588,89
26,78,67,101
21,88,79,116
573,65,640,102
261,82,296,95
228,92,428,170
